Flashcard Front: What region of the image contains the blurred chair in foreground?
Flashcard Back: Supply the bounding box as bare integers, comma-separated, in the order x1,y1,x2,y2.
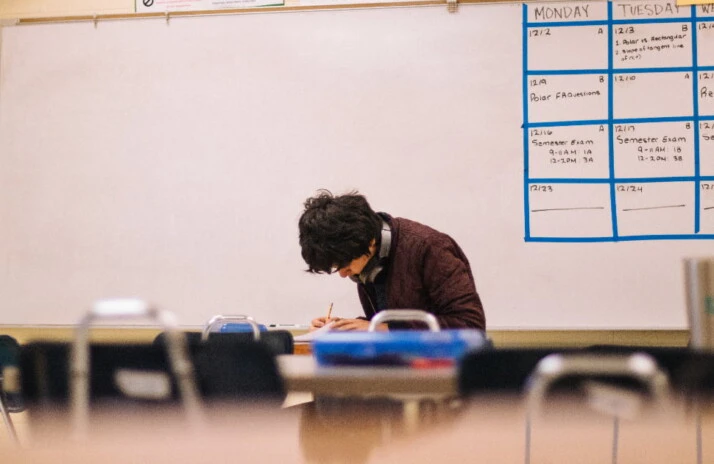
154,314,294,356
19,300,284,442
0,334,23,444
525,352,671,464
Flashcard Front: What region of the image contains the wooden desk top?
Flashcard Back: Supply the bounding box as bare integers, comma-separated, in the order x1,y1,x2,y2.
277,354,457,397
4,400,712,464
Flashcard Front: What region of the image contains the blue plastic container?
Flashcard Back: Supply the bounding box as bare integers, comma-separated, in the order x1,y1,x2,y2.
220,323,268,333
312,329,490,366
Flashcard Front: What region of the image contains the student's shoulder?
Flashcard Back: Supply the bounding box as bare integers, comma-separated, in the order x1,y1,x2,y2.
392,216,452,247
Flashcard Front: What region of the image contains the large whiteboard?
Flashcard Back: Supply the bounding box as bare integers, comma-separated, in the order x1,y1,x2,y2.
0,1,711,329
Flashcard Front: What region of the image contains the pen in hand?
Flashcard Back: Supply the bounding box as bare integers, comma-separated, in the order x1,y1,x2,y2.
325,302,333,324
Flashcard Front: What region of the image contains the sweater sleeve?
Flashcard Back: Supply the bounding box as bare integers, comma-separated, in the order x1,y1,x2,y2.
419,237,486,330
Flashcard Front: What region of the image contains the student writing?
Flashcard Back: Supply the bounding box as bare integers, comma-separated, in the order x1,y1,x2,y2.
298,190,486,331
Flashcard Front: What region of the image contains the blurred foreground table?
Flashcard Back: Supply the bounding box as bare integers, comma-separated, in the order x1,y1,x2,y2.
3,399,713,464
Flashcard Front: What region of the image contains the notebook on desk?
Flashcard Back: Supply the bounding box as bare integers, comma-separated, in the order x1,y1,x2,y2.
293,323,334,343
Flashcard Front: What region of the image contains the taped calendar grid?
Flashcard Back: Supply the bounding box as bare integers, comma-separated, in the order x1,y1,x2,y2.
522,1,714,242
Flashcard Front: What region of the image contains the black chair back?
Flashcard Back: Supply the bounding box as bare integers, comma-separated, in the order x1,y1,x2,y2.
21,342,183,410
459,348,571,396
154,330,294,356
193,337,285,403
584,345,714,399
20,340,285,410
0,335,23,412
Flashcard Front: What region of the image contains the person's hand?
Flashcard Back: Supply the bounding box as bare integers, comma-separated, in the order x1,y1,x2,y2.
329,318,388,332
309,316,340,331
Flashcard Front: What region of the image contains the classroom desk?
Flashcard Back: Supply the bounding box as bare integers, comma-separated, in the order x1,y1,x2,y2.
277,355,457,397
277,354,459,431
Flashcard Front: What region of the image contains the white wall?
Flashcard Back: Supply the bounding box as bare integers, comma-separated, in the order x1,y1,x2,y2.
0,0,133,18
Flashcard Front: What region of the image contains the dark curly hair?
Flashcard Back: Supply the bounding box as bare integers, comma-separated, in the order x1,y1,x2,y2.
299,190,382,274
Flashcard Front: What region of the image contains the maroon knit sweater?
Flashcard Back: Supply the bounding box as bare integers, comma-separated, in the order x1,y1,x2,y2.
356,215,486,330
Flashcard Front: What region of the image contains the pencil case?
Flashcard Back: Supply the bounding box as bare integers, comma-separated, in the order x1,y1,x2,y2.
312,329,490,367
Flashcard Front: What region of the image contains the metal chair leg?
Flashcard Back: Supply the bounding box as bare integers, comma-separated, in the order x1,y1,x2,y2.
0,386,19,445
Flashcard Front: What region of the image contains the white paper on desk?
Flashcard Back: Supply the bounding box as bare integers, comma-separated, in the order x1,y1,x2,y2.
293,322,334,342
